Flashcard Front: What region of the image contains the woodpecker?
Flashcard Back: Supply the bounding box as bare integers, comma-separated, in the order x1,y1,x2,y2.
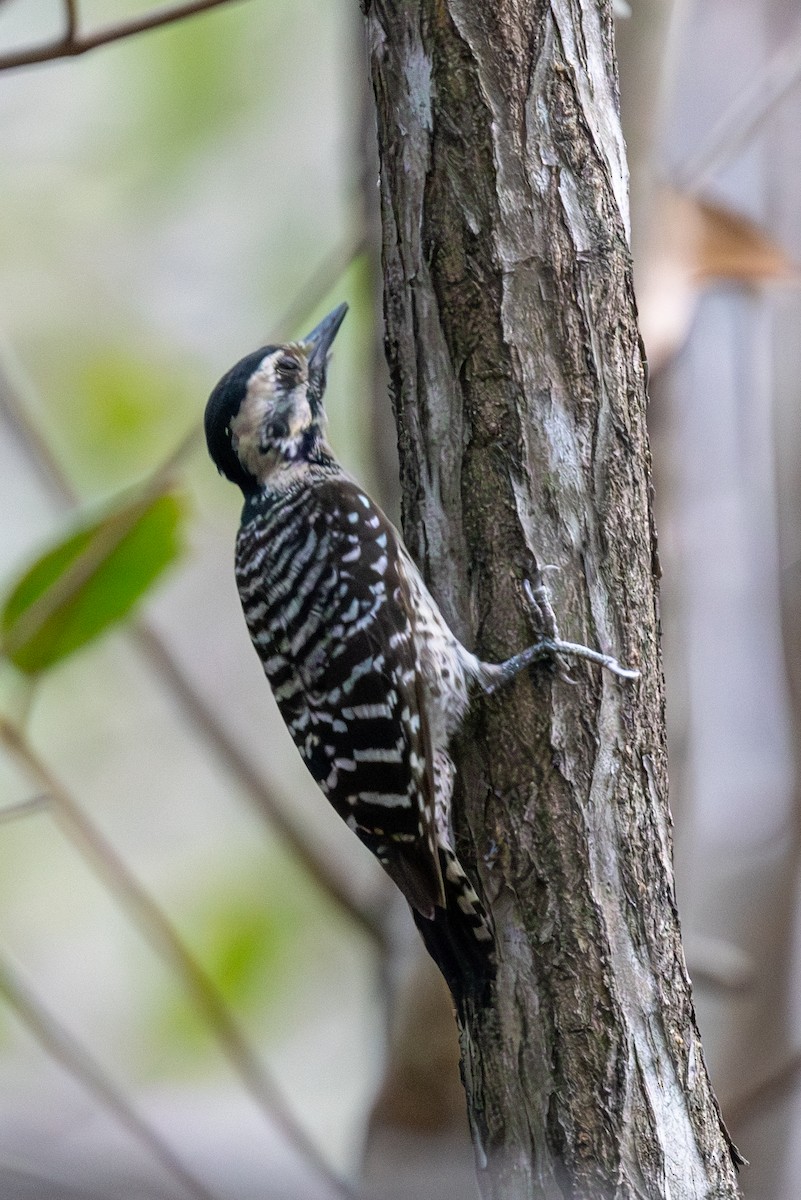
204,302,637,1004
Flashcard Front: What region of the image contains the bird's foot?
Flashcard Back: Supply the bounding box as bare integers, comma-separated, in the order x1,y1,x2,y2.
521,574,639,682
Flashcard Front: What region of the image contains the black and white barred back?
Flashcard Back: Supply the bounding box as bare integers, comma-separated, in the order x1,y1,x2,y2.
205,302,639,1006
204,305,497,998
235,469,496,990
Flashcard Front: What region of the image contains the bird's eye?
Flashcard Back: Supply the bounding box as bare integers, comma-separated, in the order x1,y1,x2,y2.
276,355,300,376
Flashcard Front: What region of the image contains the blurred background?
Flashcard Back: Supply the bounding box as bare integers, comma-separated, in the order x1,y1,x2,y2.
0,0,799,1197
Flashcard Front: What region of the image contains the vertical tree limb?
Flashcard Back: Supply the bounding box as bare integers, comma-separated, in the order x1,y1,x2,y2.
363,0,742,1195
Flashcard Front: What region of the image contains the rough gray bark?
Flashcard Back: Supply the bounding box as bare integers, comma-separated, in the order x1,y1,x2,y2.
362,1,742,1197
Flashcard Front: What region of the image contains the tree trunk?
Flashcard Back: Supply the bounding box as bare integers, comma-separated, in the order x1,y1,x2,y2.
362,1,743,1197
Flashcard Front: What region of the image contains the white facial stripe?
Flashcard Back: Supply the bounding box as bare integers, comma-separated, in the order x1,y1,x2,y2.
229,350,313,481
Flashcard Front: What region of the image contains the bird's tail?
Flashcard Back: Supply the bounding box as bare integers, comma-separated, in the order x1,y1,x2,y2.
412,843,496,1012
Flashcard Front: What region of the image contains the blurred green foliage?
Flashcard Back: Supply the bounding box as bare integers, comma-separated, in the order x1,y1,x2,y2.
1,490,186,673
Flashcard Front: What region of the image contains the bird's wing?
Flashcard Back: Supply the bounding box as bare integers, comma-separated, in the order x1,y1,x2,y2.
282,477,446,916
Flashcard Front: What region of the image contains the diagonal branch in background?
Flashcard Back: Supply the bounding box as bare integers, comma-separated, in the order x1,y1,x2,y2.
0,951,223,1200
0,234,390,950
676,19,801,193
0,792,50,823
0,0,249,73
272,234,367,339
0,715,359,1200
726,1045,801,1128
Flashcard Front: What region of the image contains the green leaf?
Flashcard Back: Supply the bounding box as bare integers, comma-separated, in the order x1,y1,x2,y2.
1,491,186,675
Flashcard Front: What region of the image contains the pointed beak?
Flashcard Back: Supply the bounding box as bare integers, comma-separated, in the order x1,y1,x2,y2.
304,302,349,370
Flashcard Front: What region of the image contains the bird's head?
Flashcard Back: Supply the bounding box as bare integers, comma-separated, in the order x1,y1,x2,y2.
204,302,348,493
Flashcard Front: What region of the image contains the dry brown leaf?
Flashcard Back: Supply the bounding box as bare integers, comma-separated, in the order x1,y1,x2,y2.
637,187,799,372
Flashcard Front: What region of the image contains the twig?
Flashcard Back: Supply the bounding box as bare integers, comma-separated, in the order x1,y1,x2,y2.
0,356,72,498
276,232,367,338
0,716,359,1200
63,0,78,43
0,950,223,1200
726,1047,801,1126
676,21,801,193
0,792,50,823
0,656,38,729
0,0,247,73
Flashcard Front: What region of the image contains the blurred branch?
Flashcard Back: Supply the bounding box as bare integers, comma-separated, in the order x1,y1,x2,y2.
0,0,247,73
277,232,367,338
0,237,391,950
0,357,70,498
0,715,359,1200
0,951,223,1200
726,1048,801,1127
677,21,801,193
654,0,692,161
0,656,38,729
64,0,78,42
0,792,50,823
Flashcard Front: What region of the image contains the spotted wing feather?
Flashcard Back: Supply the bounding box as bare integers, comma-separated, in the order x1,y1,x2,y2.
236,478,445,918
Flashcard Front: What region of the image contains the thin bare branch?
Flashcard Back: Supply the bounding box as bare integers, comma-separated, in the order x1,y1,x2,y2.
0,0,246,73
276,232,367,338
0,355,73,498
0,656,38,729
0,716,359,1200
0,792,50,823
726,1048,801,1126
63,0,78,43
0,950,223,1200
677,21,801,193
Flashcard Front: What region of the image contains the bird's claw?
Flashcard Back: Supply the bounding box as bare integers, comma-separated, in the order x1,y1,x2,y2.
521,575,639,683
522,576,561,642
